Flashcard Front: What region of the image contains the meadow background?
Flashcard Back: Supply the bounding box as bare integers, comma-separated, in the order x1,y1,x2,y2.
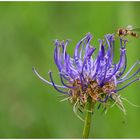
0,2,140,138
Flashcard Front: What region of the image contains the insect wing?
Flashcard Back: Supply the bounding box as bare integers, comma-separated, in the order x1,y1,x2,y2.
126,25,140,32
130,28,140,32
126,25,134,30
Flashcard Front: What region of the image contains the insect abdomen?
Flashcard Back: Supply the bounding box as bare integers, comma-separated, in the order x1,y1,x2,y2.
128,31,140,38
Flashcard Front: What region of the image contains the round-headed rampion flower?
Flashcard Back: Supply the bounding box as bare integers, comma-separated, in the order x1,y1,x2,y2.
33,33,140,114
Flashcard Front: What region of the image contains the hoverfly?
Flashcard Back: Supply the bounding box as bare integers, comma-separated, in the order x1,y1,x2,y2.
117,25,140,38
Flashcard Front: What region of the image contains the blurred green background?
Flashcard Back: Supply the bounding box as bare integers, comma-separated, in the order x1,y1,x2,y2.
0,1,140,138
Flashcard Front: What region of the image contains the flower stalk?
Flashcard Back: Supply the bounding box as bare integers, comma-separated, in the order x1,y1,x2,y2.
83,97,94,138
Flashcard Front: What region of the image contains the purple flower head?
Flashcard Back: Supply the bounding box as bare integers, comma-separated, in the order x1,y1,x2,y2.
33,33,140,113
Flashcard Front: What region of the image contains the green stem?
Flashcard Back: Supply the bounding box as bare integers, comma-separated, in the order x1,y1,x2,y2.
82,97,94,138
